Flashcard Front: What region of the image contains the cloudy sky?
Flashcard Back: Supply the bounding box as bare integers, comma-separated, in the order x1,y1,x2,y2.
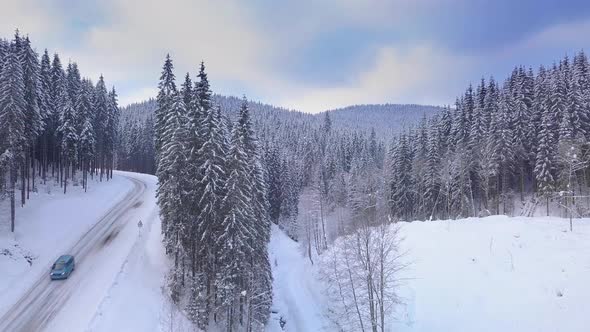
2,0,590,113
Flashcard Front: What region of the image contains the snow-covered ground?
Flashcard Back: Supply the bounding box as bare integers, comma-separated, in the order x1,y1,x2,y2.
394,216,590,332
3,172,590,332
270,216,590,332
267,225,329,332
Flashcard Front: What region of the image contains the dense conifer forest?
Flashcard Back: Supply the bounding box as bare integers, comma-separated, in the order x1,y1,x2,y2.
0,31,118,232
153,57,273,330
122,54,590,330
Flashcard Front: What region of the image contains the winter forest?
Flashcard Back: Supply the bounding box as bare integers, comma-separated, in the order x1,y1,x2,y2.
0,31,118,232
121,51,590,229
117,50,590,330
3,25,590,331
154,58,273,331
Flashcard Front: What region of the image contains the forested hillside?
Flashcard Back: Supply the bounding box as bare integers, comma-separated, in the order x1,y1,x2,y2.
389,53,590,221
116,48,590,332
0,31,118,232
326,103,443,138
116,97,440,174
119,51,590,230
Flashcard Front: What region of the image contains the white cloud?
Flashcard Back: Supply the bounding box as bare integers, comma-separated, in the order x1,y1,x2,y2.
0,0,475,113
0,0,64,44
276,45,473,113
64,0,277,98
117,87,158,107
520,19,590,51
72,0,472,112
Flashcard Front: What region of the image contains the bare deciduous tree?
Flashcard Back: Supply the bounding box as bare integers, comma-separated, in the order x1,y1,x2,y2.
319,216,406,332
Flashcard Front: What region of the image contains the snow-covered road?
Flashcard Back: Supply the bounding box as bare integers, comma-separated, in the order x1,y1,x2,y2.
0,172,164,332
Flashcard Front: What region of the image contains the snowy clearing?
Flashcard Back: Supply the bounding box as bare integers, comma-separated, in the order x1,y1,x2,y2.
394,216,590,332
271,216,590,332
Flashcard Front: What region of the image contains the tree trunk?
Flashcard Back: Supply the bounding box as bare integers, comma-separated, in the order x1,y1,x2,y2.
64,159,68,194
10,164,16,233
26,150,30,199
21,162,26,207
31,146,35,194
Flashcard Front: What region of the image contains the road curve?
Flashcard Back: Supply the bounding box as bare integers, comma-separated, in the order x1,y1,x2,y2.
0,175,147,332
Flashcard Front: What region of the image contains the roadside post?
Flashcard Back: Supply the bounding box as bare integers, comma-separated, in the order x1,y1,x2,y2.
138,219,143,237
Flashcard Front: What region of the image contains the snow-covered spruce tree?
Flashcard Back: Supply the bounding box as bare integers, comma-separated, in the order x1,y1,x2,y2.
185,66,210,280
106,87,119,179
510,67,535,202
467,79,487,207
478,78,500,213
50,53,67,181
77,79,96,191
573,51,590,138
191,105,229,329
20,36,43,197
423,126,441,220
279,158,300,240
264,144,283,225
216,121,257,330
180,72,193,110
195,62,213,112
491,83,516,215
447,146,474,219
157,94,191,303
387,134,414,221
566,59,587,138
155,54,177,158
151,58,274,330
234,97,272,330
535,94,557,216
0,37,26,232
38,49,52,183
57,95,78,194
210,97,272,331
93,75,110,181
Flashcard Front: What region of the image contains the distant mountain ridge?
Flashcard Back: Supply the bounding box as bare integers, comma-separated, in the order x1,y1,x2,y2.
120,96,443,138
325,103,444,138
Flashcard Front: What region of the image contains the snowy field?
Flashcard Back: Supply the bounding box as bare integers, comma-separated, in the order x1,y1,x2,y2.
269,216,590,332
394,216,590,332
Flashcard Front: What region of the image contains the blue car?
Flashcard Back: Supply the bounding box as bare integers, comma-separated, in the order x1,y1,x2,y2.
50,255,75,280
